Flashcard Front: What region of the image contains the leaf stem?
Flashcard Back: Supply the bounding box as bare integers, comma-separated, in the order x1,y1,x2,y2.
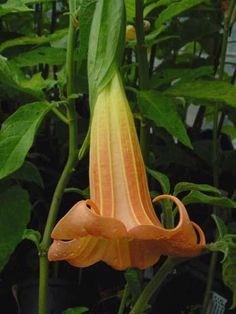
130,257,176,314
118,284,129,314
38,1,78,313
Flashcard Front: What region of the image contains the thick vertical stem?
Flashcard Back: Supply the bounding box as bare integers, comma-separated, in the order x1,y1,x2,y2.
130,258,176,314
38,1,78,313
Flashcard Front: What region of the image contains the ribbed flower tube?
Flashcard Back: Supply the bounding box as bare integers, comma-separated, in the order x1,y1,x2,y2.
48,73,205,270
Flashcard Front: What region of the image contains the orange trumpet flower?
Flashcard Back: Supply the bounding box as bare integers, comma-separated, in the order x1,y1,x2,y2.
48,73,205,270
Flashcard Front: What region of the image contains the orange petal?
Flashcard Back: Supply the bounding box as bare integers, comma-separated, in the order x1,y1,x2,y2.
51,200,128,240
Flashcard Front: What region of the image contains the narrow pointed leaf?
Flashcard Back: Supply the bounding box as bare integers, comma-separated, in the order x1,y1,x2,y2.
0,0,33,17
0,186,31,272
0,102,52,179
182,190,236,208
174,182,220,196
138,90,192,148
147,168,170,194
155,0,206,31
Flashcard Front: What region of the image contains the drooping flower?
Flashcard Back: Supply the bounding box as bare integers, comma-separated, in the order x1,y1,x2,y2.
48,73,205,270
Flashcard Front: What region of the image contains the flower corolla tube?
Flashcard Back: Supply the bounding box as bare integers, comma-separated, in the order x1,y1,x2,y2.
48,73,205,270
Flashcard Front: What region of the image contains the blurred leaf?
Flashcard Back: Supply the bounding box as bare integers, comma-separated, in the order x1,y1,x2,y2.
150,66,213,89
222,124,236,141
0,28,67,53
22,229,41,249
147,168,170,194
125,0,135,22
0,0,33,17
138,90,192,148
21,72,56,91
77,0,96,68
63,307,89,314
10,161,44,188
0,102,52,179
174,182,220,196
182,190,236,208
0,186,31,272
164,80,236,108
155,0,206,31
144,0,178,17
88,0,125,110
208,235,236,308
12,47,66,67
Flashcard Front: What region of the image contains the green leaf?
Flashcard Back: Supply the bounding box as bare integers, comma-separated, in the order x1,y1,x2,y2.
155,0,206,31
164,80,236,108
0,56,53,100
77,0,96,68
63,307,89,314
182,190,236,208
22,229,41,249
0,102,52,179
150,66,213,89
10,161,44,188
0,186,31,272
138,90,192,148
88,0,125,111
174,182,220,196
222,124,236,141
0,0,33,17
0,28,67,53
147,168,170,194
11,47,66,67
211,214,228,239
125,0,135,22
144,0,179,17
208,236,236,308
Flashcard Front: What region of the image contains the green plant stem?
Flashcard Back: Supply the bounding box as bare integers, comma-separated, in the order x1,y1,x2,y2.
51,107,69,124
201,2,236,313
130,257,175,314
38,1,78,313
118,284,129,314
135,0,150,163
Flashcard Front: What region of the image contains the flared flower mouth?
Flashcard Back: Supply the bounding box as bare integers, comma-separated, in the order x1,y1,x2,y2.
48,73,206,270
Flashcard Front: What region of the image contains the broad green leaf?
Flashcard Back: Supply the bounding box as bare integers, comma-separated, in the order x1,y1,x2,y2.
0,28,67,53
182,190,236,208
12,47,66,67
138,90,192,148
0,186,31,272
125,0,135,22
208,236,236,308
0,102,52,179
22,229,41,250
147,168,170,194
63,307,89,314
164,80,236,108
174,182,220,196
77,0,97,69
88,0,125,111
155,0,206,31
10,161,44,188
0,56,54,100
0,0,33,17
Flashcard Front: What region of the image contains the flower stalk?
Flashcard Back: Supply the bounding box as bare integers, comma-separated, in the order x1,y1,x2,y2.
38,0,78,313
